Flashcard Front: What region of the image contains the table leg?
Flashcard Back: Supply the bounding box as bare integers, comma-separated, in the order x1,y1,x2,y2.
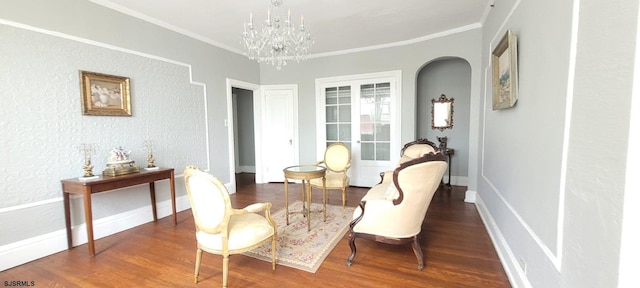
447,153,452,190
322,176,327,222
82,189,96,256
149,182,158,222
284,178,289,225
63,190,72,250
170,170,177,225
306,179,311,232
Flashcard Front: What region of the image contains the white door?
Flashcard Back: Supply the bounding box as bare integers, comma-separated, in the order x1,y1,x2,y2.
262,85,299,182
316,71,401,187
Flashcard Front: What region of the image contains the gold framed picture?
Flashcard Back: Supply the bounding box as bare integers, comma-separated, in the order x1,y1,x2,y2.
80,71,131,116
491,30,518,110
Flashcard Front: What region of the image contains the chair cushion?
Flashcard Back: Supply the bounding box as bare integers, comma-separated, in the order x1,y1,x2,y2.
309,173,349,189
196,213,274,252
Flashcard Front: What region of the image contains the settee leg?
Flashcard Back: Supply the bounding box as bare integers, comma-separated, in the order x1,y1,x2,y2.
347,233,357,267
411,236,425,270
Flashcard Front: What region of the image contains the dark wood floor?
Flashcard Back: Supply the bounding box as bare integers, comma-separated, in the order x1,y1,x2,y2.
0,173,510,287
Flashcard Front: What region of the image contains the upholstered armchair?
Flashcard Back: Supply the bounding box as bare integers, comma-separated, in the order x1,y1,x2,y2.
183,166,277,288
379,138,438,184
346,153,447,270
310,142,351,208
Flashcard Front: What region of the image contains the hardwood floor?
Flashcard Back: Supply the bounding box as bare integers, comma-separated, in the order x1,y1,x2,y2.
0,173,510,287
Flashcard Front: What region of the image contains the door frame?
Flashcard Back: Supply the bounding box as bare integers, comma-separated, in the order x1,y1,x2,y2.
226,79,299,192
226,79,260,193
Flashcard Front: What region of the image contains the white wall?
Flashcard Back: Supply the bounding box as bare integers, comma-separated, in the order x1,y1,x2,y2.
476,0,638,287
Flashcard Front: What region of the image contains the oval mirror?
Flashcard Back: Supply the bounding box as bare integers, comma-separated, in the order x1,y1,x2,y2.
431,94,454,131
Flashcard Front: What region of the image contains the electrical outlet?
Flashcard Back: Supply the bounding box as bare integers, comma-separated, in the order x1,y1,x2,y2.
518,258,527,274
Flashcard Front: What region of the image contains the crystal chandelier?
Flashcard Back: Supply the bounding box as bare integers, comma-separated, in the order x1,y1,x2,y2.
242,0,314,70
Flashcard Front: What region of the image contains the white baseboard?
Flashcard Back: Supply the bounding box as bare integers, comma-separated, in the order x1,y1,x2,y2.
464,190,477,203
474,194,531,288
0,195,191,272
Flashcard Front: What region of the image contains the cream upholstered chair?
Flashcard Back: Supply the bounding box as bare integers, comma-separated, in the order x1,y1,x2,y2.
183,166,277,288
379,138,438,184
347,153,447,270
309,142,351,208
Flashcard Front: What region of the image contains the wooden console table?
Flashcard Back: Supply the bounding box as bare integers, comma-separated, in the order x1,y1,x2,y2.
61,168,177,256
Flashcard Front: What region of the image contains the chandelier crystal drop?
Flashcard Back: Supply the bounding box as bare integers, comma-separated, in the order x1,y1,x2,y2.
242,0,314,70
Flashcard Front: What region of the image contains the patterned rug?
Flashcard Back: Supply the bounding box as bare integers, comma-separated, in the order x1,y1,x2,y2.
243,201,355,273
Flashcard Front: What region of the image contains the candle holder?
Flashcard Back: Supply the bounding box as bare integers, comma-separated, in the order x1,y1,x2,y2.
142,140,158,170
77,143,99,180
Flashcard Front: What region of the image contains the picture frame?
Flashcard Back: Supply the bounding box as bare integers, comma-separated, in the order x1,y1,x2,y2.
80,71,131,116
491,30,518,110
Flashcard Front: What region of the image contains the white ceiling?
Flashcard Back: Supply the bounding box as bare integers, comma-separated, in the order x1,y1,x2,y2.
90,0,493,56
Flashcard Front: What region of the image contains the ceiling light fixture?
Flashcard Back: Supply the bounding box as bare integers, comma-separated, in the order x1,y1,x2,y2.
242,0,314,70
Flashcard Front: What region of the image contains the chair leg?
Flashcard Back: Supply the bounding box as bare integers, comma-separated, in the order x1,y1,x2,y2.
341,187,346,209
411,236,425,270
222,254,229,288
271,235,277,270
194,248,203,283
347,232,357,267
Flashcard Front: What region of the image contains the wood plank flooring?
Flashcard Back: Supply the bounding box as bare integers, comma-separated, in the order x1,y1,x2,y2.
0,173,511,287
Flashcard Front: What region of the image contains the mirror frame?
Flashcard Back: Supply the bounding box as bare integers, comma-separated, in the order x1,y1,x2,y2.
431,94,454,131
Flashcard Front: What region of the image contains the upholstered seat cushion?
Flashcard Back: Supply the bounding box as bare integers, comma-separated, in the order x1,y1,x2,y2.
309,172,349,188
196,213,274,252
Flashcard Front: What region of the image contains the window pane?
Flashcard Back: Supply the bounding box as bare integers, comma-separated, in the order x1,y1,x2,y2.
339,124,351,141
326,124,337,141
376,143,390,161
376,123,390,141
338,104,351,122
361,120,374,141
338,86,351,104
361,143,374,160
326,106,337,122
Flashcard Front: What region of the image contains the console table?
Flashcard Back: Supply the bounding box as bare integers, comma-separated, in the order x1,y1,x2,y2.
61,168,177,256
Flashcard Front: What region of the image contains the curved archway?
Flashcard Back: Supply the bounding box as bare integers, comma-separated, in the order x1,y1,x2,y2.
416,57,472,186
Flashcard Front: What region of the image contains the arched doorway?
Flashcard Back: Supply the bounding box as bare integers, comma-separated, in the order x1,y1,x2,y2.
416,57,471,186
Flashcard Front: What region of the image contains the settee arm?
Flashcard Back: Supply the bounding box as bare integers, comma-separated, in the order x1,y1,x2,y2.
379,171,393,184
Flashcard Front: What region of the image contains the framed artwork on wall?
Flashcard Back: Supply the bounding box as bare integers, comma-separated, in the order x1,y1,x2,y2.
491,30,518,110
80,71,131,116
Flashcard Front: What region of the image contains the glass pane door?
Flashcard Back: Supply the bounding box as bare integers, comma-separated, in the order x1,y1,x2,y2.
359,82,391,161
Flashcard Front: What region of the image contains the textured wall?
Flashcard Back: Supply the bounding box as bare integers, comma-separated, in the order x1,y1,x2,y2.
0,24,207,244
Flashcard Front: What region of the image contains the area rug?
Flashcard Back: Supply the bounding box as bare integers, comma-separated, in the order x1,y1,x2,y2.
243,201,355,273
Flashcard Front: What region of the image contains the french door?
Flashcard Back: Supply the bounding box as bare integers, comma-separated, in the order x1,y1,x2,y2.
316,71,402,187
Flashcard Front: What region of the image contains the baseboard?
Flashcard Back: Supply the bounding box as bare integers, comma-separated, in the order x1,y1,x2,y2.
237,166,256,173
474,194,531,288
464,190,477,203
0,195,191,272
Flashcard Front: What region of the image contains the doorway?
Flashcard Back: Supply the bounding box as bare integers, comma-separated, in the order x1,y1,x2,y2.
226,79,299,192
232,87,256,188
